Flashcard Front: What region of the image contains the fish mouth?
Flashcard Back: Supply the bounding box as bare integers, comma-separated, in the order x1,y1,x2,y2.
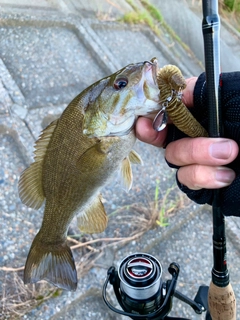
143,58,158,86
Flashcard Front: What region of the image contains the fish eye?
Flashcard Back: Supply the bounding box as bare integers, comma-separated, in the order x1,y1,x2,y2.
113,77,128,90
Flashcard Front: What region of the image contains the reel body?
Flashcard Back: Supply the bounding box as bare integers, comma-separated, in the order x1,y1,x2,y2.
102,253,210,320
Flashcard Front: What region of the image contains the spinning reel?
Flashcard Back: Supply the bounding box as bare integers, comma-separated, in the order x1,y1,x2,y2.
103,253,211,319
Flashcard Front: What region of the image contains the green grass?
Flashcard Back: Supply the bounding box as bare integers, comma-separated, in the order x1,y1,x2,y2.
153,179,180,228
121,1,161,36
122,0,199,63
141,0,164,22
224,0,240,12
219,0,240,31
154,179,169,227
121,10,152,26
140,0,192,52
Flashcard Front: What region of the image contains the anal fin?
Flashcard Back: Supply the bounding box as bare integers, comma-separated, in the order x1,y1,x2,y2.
128,150,143,165
77,196,108,234
120,151,142,192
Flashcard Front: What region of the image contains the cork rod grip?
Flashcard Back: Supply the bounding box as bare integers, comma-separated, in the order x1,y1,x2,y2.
208,282,236,320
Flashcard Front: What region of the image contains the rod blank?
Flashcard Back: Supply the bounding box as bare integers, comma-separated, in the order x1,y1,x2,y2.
202,0,236,319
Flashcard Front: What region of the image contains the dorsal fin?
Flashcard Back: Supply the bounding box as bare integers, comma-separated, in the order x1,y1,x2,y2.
18,119,58,209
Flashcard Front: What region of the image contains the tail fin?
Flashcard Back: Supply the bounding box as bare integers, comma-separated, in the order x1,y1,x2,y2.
24,235,77,291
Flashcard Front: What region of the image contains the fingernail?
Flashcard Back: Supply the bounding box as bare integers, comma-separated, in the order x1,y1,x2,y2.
210,141,232,159
215,167,235,186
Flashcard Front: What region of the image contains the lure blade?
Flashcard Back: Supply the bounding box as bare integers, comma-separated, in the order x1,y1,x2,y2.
153,109,168,131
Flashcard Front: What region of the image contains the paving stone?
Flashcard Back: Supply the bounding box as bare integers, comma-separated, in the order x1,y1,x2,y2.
0,22,106,108
92,23,169,67
69,0,133,19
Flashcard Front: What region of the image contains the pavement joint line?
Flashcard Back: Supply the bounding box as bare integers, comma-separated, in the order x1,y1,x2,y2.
55,0,73,14
0,122,32,166
79,18,123,72
0,58,26,107
0,79,11,117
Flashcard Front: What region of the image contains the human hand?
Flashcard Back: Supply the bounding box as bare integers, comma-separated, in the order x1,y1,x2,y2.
135,77,239,190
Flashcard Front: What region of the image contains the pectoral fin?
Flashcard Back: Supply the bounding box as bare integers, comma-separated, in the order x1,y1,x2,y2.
77,144,105,173
77,196,108,233
121,157,133,192
128,150,143,165
77,137,120,173
120,151,141,192
18,119,58,209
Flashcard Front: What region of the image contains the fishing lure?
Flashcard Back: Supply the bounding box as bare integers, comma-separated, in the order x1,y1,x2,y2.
153,65,208,138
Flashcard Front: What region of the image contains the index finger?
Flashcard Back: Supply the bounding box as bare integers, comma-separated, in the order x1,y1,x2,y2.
135,117,168,147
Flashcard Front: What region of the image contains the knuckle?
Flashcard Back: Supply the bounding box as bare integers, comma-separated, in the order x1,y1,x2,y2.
186,165,201,190
179,164,207,190
190,164,203,189
189,164,216,189
188,138,203,163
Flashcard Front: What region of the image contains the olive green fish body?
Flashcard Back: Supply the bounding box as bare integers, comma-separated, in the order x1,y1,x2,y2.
19,59,160,291
40,104,136,240
22,99,135,290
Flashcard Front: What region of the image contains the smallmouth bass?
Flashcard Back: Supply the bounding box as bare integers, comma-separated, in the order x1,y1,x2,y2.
18,58,160,291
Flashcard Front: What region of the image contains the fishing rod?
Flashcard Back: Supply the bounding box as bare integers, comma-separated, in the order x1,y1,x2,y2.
202,0,236,319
